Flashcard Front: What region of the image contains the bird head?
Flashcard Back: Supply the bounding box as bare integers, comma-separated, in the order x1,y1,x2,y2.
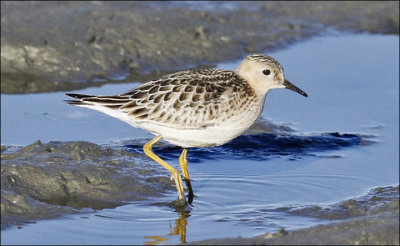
236,54,308,97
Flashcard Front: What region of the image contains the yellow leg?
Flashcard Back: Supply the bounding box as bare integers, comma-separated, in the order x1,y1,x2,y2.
179,148,194,202
143,135,185,201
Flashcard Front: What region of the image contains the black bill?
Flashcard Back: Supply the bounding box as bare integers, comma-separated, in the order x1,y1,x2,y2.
283,79,308,97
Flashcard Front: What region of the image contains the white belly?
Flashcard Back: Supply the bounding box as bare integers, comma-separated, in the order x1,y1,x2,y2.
135,109,262,148
77,99,264,148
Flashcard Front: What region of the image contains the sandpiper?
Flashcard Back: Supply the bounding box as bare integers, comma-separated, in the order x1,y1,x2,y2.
66,54,308,203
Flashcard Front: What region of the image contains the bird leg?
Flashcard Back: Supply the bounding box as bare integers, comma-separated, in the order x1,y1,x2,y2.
179,148,194,203
143,135,185,202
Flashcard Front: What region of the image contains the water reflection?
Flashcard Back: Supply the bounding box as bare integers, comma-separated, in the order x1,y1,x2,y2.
168,209,190,243
144,236,168,245
145,205,191,245
124,132,368,163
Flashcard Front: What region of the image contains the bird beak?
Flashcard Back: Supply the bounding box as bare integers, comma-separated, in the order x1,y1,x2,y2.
283,79,308,97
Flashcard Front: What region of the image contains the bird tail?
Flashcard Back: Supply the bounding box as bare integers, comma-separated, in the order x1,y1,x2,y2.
65,93,132,109
65,93,94,106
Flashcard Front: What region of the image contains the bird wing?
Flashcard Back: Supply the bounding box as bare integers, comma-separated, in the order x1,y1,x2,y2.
67,69,255,129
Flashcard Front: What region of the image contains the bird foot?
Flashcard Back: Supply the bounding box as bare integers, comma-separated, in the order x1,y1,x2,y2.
170,170,186,202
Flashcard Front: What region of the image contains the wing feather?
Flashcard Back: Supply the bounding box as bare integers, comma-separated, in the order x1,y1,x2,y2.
119,69,255,129
66,69,256,129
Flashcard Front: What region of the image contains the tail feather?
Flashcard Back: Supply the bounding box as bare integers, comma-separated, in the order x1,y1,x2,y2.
65,93,131,107
66,93,94,99
65,92,134,122
64,100,87,105
65,93,95,106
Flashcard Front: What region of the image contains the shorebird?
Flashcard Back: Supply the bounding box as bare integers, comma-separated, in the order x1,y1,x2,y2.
66,54,307,203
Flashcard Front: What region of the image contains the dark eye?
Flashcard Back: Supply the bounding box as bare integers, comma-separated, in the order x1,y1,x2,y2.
263,69,271,76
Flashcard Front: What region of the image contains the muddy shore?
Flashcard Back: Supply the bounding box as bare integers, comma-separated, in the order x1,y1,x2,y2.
1,1,399,94
1,140,176,229
190,186,399,245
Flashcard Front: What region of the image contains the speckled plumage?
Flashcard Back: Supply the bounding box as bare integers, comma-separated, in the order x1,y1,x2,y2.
119,69,257,128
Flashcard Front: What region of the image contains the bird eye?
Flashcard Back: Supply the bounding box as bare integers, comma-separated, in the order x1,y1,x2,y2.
263,69,271,76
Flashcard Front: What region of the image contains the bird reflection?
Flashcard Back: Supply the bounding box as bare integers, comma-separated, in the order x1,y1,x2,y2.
144,205,191,245
169,209,190,243
144,236,168,245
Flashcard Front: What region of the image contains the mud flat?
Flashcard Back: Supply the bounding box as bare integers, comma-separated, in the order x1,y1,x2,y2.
190,186,399,245
1,1,398,93
1,140,174,229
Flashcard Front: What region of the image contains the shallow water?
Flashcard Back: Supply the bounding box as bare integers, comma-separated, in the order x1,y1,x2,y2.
1,33,399,244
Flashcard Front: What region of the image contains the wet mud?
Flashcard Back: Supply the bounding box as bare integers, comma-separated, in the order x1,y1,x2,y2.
1,140,174,229
190,186,399,245
1,1,398,93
